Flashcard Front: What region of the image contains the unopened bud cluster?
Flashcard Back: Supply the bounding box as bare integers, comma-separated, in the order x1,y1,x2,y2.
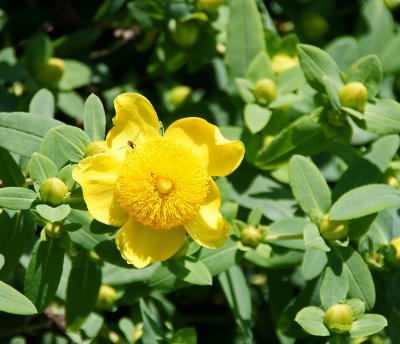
319,214,348,240
40,178,69,206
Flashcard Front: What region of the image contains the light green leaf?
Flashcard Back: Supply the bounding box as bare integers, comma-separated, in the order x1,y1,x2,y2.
219,265,253,341
168,258,212,286
331,245,375,310
235,78,255,103
28,152,58,185
0,187,37,210
81,312,104,338
362,99,400,135
326,36,359,71
302,247,328,281
297,44,342,93
0,280,37,315
225,0,265,88
320,261,349,309
350,314,387,338
24,238,64,312
347,55,383,98
59,60,91,91
267,217,307,250
83,94,106,141
289,155,331,223
331,184,400,221
346,299,365,319
36,204,71,223
380,35,400,74
58,91,85,121
0,112,62,157
323,76,341,111
303,223,330,252
247,207,262,226
245,244,303,268
244,103,272,134
295,306,330,336
29,89,55,117
246,51,274,83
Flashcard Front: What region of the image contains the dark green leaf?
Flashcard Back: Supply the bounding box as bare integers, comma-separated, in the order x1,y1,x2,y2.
168,328,197,344
0,147,25,187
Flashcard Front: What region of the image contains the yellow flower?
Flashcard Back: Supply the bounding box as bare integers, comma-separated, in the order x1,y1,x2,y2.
73,93,245,268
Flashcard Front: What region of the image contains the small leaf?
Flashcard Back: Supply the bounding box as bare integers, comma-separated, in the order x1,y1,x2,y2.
168,328,197,344
36,204,71,223
59,60,91,91
349,314,387,338
330,184,400,221
57,91,85,121
244,103,272,134
289,155,331,223
83,94,106,141
247,206,262,226
235,78,255,103
362,99,400,136
346,299,365,319
295,306,330,336
28,152,58,185
29,89,55,117
303,223,330,252
302,247,328,281
246,52,274,83
0,187,37,210
323,76,341,111
0,280,37,315
0,147,25,187
168,258,212,286
320,260,349,309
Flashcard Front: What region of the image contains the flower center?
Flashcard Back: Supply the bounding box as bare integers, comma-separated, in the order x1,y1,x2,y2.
115,136,209,230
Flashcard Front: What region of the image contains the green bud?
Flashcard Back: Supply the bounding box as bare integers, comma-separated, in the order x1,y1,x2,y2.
169,86,192,108
271,54,298,75
300,13,329,41
386,237,400,267
326,109,347,128
319,214,348,240
170,20,200,48
84,141,106,157
241,226,261,247
44,222,63,239
339,82,369,112
40,177,69,206
34,57,65,88
96,284,117,310
253,78,277,105
323,304,353,334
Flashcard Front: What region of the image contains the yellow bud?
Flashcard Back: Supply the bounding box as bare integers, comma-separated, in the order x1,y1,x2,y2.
44,222,63,239
39,177,68,206
96,284,117,310
271,54,298,75
323,304,353,334
384,0,400,9
300,13,329,41
169,85,192,108
339,82,369,112
197,0,224,12
385,176,400,189
34,57,65,88
319,214,348,241
84,141,106,157
241,226,261,247
89,250,102,264
253,78,277,105
171,21,200,48
387,237,400,266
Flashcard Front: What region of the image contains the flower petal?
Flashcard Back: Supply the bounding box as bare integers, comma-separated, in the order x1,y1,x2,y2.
185,179,229,248
115,218,186,268
72,152,128,226
106,93,160,160
164,117,245,176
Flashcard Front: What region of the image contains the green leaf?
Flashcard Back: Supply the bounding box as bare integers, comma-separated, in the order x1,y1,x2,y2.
244,103,272,134
323,76,341,111
0,211,35,280
225,0,266,87
326,36,359,71
320,260,349,309
28,152,59,185
302,247,328,281
247,206,262,226
36,204,71,223
29,89,55,117
168,258,212,286
289,155,331,223
330,245,375,310
303,223,330,252
140,299,163,344
346,299,365,319
0,147,25,187
297,44,342,93
330,184,400,221
380,35,400,74
66,254,102,331
83,94,106,141
59,60,91,91
24,238,64,312
94,240,130,268
81,312,104,339
0,187,37,210
0,280,37,315
0,112,62,157
347,55,383,98
349,314,387,338
39,125,91,169
168,328,197,344
295,306,330,336
267,217,307,250
362,99,400,135
235,78,255,103
24,33,53,71
246,52,274,83
218,265,253,341
333,135,400,201
245,244,303,268
57,91,85,121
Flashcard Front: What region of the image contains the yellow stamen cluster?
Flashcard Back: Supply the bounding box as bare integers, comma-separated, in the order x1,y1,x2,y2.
116,136,209,230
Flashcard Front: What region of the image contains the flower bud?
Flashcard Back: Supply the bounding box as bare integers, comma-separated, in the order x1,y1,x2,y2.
84,141,106,157
385,176,400,189
323,304,353,334
34,57,65,88
387,237,400,266
241,226,261,247
339,82,368,112
253,78,277,105
40,177,69,206
44,222,63,239
319,214,348,240
300,13,329,41
170,21,200,48
169,86,192,109
271,54,298,75
197,0,224,12
96,284,117,310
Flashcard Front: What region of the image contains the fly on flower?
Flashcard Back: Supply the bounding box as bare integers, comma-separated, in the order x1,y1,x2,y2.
73,93,245,268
